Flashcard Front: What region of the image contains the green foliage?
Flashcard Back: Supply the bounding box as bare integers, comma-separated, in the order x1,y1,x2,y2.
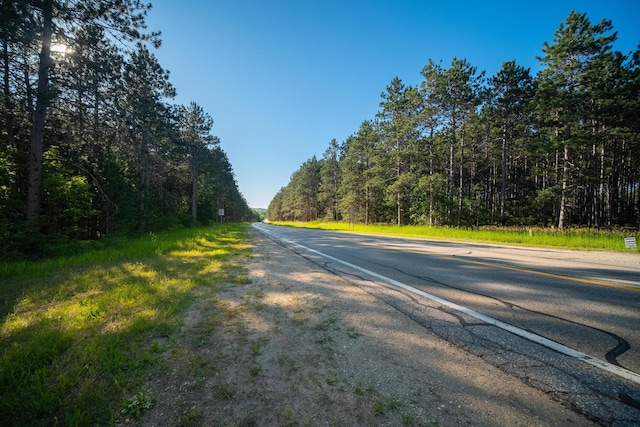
0,224,251,425
269,157,322,222
42,146,96,239
0,3,257,261
268,11,639,230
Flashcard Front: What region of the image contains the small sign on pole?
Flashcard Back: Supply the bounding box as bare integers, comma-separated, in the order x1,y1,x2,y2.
624,237,637,249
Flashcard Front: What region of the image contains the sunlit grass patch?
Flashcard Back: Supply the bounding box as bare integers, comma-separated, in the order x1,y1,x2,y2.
0,223,251,425
271,221,639,251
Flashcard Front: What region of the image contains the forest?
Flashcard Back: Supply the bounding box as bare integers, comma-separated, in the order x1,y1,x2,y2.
0,1,256,260
268,11,640,231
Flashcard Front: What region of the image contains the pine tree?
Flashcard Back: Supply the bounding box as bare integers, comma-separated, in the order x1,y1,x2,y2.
487,60,534,224
119,44,175,231
340,121,378,224
535,11,617,229
319,139,343,221
179,102,216,224
25,0,159,223
377,77,422,226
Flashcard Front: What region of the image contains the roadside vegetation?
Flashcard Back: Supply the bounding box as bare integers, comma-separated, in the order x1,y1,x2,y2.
270,221,640,252
0,224,251,426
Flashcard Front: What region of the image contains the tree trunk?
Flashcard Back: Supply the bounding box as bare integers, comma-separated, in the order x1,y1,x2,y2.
500,123,507,224
558,142,569,230
598,137,606,227
138,130,149,231
397,155,402,227
191,146,198,224
2,38,15,148
26,0,53,222
365,186,369,225
458,128,465,225
397,191,401,227
429,132,434,227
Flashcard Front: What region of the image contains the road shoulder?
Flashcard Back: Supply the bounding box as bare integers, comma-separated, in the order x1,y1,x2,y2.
140,229,594,426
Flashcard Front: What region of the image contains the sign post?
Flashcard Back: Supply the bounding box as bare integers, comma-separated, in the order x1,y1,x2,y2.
218,208,224,224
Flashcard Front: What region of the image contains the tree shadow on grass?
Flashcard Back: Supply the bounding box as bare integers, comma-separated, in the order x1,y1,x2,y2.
0,225,251,426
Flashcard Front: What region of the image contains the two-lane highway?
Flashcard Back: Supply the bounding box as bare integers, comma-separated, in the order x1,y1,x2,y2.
253,223,640,387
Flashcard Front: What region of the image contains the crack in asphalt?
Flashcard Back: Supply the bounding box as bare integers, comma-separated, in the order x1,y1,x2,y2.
368,281,640,424
381,263,633,368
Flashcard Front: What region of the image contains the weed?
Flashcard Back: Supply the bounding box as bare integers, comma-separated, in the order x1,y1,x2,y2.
373,399,402,416
373,401,386,415
177,406,202,426
150,340,162,353
315,391,334,409
277,353,298,373
192,375,206,390
277,407,298,426
251,343,262,356
238,413,257,427
386,399,402,411
311,302,328,313
401,413,416,426
316,315,339,331
276,352,289,364
315,334,333,345
234,275,252,284
346,327,360,338
249,364,262,377
121,390,156,419
216,383,235,400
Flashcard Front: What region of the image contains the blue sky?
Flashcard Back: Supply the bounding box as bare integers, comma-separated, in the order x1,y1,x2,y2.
145,1,640,209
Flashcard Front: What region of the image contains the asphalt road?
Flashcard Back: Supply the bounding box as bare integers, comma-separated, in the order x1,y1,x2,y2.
253,222,640,424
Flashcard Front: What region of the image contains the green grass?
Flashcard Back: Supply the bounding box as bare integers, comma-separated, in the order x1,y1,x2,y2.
270,221,640,252
251,343,262,356
0,224,251,426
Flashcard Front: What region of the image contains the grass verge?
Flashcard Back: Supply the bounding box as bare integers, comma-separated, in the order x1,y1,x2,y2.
0,224,251,426
270,221,640,252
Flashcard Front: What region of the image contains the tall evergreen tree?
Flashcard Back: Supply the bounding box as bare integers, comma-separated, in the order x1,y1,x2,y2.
535,11,618,229
119,43,175,231
487,60,534,224
319,138,342,221
377,77,422,226
179,101,216,224
421,58,485,224
340,121,378,224
25,0,159,223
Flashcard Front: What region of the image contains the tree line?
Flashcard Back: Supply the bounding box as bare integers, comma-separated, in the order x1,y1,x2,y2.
1,1,256,259
268,11,640,230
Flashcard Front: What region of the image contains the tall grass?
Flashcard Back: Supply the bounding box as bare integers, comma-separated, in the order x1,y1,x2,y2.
0,224,251,426
271,221,640,252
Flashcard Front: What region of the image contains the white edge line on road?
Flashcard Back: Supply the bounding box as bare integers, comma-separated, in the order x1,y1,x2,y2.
254,224,640,386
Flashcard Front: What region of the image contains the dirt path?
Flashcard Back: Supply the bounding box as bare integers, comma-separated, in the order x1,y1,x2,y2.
139,229,593,426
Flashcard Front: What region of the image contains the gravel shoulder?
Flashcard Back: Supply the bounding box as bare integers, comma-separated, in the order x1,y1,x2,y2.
139,228,594,426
